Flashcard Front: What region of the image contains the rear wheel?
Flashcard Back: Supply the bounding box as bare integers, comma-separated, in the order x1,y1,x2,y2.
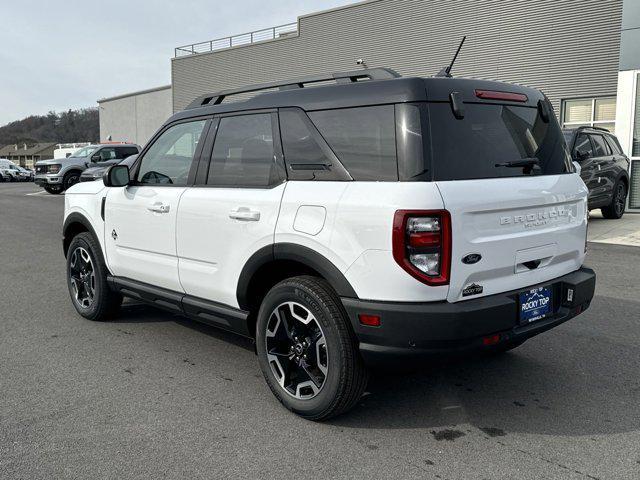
256,276,368,420
601,181,627,219
66,232,122,321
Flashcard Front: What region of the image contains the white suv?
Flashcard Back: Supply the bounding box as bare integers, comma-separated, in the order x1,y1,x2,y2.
62,68,596,420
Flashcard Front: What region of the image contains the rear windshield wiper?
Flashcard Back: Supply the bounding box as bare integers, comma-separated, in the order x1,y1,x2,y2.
495,158,539,168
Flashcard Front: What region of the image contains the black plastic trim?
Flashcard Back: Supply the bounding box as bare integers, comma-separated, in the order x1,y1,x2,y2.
108,276,251,337
342,267,596,367
62,212,101,257
236,243,358,311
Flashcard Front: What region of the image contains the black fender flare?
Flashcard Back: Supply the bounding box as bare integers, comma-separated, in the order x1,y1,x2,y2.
236,243,358,310
62,212,100,257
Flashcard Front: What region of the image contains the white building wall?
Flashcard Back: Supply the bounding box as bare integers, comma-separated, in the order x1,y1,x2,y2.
98,86,172,147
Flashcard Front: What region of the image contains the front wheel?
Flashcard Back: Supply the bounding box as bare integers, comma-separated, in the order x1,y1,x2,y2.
256,276,368,421
601,181,627,219
63,172,80,191
66,232,122,321
44,185,63,194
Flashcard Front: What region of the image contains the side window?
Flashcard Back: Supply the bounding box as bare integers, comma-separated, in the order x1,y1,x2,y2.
116,146,139,159
97,148,116,162
590,134,611,157
309,105,398,181
279,109,350,181
137,120,206,186
573,134,594,159
605,135,622,155
207,114,281,187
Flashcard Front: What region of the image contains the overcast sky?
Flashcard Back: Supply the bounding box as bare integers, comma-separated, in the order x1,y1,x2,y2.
0,0,355,126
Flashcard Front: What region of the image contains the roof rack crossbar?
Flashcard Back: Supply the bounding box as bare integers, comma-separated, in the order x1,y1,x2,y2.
186,67,401,109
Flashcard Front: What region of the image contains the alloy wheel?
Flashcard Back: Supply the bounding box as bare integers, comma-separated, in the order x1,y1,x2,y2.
69,247,96,308
265,302,328,400
614,183,626,216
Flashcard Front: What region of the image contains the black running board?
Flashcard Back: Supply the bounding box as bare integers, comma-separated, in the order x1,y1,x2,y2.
107,276,251,337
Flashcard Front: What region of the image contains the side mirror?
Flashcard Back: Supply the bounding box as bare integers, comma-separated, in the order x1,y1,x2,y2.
103,165,130,187
572,161,581,175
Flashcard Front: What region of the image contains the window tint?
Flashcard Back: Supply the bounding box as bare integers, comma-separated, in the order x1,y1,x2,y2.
97,148,116,161
279,109,348,181
137,120,206,186
207,114,281,187
118,146,139,158
605,135,622,155
428,102,572,180
573,134,593,158
590,134,610,156
309,105,397,181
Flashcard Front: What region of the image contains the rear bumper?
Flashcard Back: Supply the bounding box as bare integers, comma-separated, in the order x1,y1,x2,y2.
342,267,595,367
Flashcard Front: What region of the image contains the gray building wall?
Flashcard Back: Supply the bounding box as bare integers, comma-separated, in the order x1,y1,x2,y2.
172,0,622,114
98,85,172,147
620,0,640,70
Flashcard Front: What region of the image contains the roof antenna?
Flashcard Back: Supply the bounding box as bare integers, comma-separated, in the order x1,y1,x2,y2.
436,36,466,78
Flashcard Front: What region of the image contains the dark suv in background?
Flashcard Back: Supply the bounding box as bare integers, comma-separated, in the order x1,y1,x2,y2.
563,127,630,219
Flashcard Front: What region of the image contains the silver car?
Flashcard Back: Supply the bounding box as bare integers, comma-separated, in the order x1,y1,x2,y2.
35,144,140,194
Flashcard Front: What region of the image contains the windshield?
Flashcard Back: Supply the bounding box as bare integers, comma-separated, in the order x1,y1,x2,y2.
71,146,99,158
427,102,573,181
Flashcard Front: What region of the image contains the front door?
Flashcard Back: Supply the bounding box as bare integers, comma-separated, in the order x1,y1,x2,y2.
104,119,208,292
177,112,286,308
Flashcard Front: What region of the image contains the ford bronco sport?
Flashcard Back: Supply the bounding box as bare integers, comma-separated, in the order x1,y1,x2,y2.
62,68,595,420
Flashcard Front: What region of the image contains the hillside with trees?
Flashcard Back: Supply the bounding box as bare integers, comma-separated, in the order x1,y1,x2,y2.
0,108,99,145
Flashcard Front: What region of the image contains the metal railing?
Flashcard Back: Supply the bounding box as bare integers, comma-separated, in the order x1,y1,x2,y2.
175,22,298,57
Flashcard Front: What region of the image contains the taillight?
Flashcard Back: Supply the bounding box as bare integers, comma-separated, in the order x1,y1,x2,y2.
392,210,451,285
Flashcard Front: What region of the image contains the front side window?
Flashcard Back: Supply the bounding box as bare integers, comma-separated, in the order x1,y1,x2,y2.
573,134,594,158
72,146,99,158
137,120,206,186
309,105,398,181
96,148,116,162
207,114,281,187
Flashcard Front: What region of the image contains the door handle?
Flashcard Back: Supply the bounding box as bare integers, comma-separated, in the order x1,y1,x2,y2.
147,202,170,213
229,207,260,221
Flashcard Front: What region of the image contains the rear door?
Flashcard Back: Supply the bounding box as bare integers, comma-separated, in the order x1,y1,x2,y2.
176,112,286,308
104,119,208,292
571,133,600,204
426,101,587,302
590,133,616,198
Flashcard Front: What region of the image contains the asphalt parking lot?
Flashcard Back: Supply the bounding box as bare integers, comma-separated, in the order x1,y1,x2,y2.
1,182,639,480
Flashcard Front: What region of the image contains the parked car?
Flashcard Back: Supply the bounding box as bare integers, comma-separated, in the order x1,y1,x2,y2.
35,143,140,194
0,159,31,182
62,68,595,420
80,154,138,183
563,126,630,219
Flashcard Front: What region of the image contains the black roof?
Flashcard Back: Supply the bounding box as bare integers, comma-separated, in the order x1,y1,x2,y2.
167,68,547,125
562,125,612,134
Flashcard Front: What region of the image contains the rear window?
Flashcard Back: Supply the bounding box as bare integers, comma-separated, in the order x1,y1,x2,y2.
309,105,397,181
428,102,573,181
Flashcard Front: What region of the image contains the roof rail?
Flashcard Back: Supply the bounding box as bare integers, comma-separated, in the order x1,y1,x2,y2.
576,125,611,132
186,67,401,109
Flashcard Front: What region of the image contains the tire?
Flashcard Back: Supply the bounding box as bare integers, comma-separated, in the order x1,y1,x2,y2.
63,171,80,191
66,232,122,321
44,185,62,194
601,180,627,219
256,276,368,421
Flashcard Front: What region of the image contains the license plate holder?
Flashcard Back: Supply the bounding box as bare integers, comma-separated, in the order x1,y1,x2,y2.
519,286,552,324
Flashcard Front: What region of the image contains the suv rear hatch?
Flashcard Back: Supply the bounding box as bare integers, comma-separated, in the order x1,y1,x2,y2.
421,88,587,303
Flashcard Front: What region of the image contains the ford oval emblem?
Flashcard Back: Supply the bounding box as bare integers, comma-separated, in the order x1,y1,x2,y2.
462,253,482,265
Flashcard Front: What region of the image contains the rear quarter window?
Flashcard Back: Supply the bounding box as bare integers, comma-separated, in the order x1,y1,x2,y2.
309,105,398,181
